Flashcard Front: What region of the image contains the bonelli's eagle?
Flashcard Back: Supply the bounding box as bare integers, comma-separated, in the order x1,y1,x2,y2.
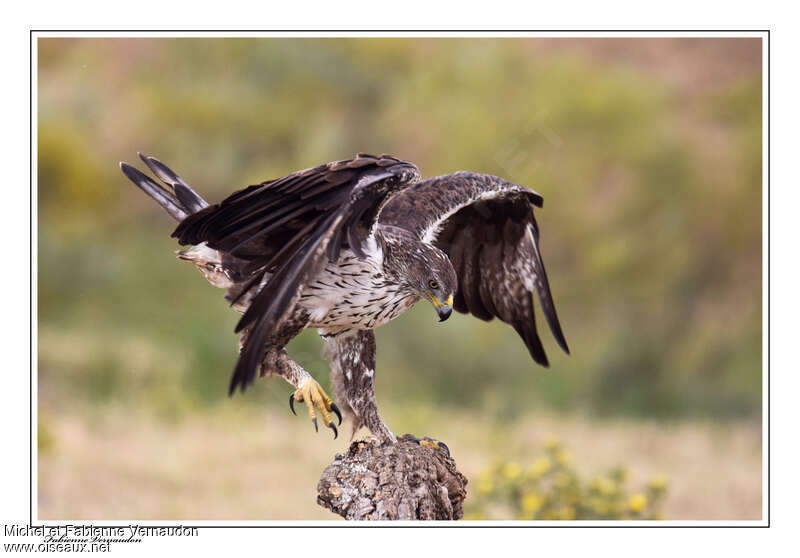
121,153,569,443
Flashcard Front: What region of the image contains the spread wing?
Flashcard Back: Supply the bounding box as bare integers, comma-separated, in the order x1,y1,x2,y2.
173,153,420,393
380,171,569,366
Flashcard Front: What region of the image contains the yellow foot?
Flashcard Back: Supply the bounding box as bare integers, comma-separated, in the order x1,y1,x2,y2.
289,379,342,439
403,434,451,458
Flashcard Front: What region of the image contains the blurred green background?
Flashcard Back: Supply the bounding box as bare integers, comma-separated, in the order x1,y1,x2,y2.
37,37,763,520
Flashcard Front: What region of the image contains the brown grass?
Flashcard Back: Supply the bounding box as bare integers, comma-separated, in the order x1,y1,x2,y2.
37,406,761,521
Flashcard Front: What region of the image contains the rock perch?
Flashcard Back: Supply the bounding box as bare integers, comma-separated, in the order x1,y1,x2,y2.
317,434,468,520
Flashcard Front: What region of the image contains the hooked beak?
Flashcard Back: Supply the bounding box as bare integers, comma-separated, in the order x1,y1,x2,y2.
429,293,454,322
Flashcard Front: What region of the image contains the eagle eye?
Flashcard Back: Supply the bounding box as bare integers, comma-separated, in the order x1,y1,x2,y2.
428,280,439,290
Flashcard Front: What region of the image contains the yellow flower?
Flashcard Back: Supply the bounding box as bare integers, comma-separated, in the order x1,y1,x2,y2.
522,493,544,513
555,449,572,466
629,493,648,513
590,497,609,515
477,474,494,495
591,477,616,496
543,436,561,451
554,471,572,488
565,491,579,505
530,457,552,478
503,462,522,480
648,474,668,491
558,506,576,520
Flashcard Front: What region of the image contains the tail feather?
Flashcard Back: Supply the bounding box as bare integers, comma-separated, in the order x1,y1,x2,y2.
137,153,208,214
119,153,209,222
120,162,188,220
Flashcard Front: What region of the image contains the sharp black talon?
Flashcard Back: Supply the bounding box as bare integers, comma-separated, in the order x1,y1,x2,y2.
312,417,318,433
289,393,296,416
330,402,342,426
329,422,338,440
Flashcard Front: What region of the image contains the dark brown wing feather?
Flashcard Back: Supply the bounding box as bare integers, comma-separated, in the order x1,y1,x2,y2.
173,153,420,394
380,172,568,366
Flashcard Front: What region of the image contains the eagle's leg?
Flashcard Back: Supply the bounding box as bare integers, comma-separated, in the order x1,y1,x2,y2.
237,313,342,439
233,314,342,437
257,347,342,438
323,329,396,443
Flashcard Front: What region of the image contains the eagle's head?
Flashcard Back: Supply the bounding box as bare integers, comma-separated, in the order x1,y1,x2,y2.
405,242,457,322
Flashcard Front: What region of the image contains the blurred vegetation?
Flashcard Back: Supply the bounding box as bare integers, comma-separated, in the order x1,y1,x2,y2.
37,38,762,424
465,437,668,520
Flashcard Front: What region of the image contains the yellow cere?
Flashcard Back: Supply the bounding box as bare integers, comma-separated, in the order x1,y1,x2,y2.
428,293,453,308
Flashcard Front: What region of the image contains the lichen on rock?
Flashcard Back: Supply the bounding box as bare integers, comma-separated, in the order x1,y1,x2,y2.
317,434,468,520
